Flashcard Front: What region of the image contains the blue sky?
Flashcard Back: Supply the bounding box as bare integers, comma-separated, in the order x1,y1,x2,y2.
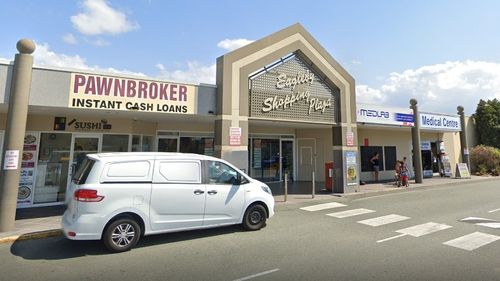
1,0,500,115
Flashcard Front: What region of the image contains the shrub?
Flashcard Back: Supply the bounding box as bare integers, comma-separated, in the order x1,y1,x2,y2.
469,145,500,176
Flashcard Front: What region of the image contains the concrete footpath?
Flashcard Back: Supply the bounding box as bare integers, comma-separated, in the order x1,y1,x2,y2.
0,175,498,244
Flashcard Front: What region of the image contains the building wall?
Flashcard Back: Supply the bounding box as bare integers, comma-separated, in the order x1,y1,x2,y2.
249,125,296,135
296,128,333,180
357,127,413,182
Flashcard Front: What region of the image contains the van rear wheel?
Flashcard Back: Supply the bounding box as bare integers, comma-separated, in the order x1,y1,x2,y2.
242,204,267,231
103,218,141,253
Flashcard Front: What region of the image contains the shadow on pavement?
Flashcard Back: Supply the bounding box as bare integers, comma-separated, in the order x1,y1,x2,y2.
10,225,244,260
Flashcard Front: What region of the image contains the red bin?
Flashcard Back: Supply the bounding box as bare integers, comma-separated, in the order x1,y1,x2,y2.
325,162,334,192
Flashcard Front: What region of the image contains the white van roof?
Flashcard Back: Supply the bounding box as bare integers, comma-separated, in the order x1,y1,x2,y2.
87,152,221,162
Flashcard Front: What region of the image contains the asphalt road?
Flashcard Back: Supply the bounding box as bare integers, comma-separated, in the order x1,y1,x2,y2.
1,180,500,281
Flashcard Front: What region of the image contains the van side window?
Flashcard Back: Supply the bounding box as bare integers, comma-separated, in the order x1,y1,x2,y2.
107,161,150,178
158,161,201,183
101,160,152,183
72,158,95,184
206,161,247,185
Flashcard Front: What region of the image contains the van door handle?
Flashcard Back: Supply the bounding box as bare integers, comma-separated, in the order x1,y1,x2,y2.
207,190,218,195
194,189,205,195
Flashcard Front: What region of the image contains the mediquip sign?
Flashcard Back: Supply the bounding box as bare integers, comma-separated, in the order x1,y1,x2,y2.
69,73,196,114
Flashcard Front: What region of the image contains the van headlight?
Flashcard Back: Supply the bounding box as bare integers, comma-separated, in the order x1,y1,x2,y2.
261,185,272,195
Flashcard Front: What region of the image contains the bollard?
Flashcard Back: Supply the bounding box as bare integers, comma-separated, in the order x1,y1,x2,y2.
284,173,288,202
312,171,315,199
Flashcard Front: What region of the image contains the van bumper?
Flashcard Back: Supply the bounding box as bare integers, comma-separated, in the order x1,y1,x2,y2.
62,211,105,240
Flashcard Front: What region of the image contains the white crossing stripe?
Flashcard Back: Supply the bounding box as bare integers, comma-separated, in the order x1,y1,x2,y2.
460,217,496,223
443,232,500,251
326,208,375,218
476,222,500,229
300,202,347,212
358,214,410,227
396,222,452,237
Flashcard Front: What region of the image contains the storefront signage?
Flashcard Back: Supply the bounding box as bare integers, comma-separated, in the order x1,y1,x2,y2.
262,90,332,115
421,141,431,151
356,104,414,126
18,132,38,207
346,131,354,147
456,163,471,178
249,55,336,124
229,127,242,146
441,155,452,177
345,151,358,186
66,118,112,132
276,70,314,89
3,150,19,170
262,70,331,115
420,113,461,131
69,73,196,114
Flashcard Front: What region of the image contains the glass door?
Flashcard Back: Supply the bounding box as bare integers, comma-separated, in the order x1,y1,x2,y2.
281,139,294,181
157,136,179,152
69,134,101,180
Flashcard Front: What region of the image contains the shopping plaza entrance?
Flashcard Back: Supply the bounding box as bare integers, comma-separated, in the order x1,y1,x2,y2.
249,136,294,183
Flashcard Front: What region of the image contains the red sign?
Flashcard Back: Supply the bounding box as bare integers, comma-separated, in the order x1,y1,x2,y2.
346,132,354,147
229,127,242,146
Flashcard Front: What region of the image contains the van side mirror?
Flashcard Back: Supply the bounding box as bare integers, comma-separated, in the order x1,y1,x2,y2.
231,174,242,185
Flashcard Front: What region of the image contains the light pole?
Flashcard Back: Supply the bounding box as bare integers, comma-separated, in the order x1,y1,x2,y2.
410,98,423,184
0,39,35,231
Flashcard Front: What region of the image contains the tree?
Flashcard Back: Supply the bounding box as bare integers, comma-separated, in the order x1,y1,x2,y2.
473,99,500,148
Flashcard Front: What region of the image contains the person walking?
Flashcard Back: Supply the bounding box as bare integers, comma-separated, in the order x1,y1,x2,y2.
400,157,410,187
394,160,401,186
370,152,380,182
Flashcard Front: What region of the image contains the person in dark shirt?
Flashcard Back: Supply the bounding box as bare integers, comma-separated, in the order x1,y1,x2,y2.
370,152,380,182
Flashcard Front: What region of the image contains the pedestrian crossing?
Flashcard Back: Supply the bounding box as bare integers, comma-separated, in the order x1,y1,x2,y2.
300,202,346,212
300,201,500,252
326,208,375,218
358,214,410,227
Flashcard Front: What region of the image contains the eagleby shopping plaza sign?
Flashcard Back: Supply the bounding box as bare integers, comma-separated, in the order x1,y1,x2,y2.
69,73,196,114
249,55,337,124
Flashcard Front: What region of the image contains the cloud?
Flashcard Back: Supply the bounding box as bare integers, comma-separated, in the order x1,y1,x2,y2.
217,38,254,52
0,57,11,63
33,42,145,76
356,60,500,115
71,0,139,36
62,33,78,45
89,38,111,46
351,60,362,65
155,62,216,84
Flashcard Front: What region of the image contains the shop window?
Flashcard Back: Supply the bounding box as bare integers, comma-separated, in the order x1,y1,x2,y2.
384,146,397,171
132,135,154,152
179,137,214,156
34,133,72,204
360,146,384,172
142,136,154,152
132,135,141,152
102,134,129,152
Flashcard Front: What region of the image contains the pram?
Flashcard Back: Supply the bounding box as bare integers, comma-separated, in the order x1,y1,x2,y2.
394,167,409,187
400,170,409,187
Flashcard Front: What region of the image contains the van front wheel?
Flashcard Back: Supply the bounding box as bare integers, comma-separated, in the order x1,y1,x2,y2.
103,218,141,253
242,204,267,231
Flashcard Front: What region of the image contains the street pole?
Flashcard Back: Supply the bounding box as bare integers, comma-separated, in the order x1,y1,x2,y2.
284,173,288,202
457,106,471,170
312,171,315,199
410,98,423,184
0,39,35,232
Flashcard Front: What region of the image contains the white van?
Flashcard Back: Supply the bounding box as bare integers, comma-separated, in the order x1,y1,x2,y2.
62,152,274,252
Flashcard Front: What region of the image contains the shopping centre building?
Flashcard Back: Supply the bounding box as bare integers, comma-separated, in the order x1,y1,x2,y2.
0,24,475,209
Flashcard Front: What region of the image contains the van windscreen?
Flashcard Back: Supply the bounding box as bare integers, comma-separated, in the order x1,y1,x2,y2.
72,158,95,184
